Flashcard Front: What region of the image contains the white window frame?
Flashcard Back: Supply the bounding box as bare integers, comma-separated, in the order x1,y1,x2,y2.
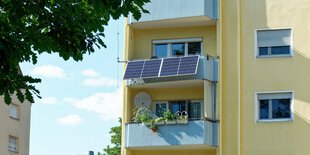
152,100,203,119
255,91,294,123
9,103,19,120
255,27,293,59
8,136,18,152
152,38,203,58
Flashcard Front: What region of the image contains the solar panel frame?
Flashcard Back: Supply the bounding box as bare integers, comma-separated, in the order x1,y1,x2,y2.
123,60,145,79
141,59,162,78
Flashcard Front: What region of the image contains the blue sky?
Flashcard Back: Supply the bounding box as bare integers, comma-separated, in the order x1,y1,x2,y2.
20,18,124,155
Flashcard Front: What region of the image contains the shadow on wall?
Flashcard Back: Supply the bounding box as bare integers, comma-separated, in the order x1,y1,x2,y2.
157,121,204,145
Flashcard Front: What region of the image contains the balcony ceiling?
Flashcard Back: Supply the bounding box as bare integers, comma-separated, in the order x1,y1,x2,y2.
131,16,216,29
128,79,204,89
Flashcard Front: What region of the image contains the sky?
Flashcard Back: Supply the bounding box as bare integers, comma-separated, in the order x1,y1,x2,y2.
20,18,124,155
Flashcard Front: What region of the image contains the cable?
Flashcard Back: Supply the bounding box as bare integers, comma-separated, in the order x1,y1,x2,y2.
117,19,120,88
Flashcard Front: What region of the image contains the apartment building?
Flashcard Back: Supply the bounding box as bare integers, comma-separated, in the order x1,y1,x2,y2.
122,0,310,155
0,95,32,155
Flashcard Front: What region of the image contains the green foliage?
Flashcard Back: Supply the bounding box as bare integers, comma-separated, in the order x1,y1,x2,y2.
154,117,165,122
99,118,122,155
0,0,150,105
163,110,178,121
135,112,153,123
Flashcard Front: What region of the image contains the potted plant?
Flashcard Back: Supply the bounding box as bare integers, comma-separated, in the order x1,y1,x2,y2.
163,111,177,125
154,117,165,125
135,113,153,126
176,111,188,124
150,124,158,133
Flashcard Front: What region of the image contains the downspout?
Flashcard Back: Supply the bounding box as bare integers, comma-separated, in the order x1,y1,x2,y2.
236,0,241,154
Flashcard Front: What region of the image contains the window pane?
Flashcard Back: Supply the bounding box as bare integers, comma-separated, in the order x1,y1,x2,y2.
259,47,268,56
272,99,291,119
188,102,201,119
9,104,18,119
172,43,185,57
155,44,167,58
169,101,186,114
8,136,16,151
259,100,269,119
188,42,201,55
156,103,167,117
271,46,290,55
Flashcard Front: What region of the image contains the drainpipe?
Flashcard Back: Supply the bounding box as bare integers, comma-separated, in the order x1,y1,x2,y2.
212,82,217,120
236,0,241,154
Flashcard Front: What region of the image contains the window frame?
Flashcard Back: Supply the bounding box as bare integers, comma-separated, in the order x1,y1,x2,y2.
152,100,203,119
9,103,20,120
255,91,294,123
255,27,293,59
8,135,18,153
152,38,203,58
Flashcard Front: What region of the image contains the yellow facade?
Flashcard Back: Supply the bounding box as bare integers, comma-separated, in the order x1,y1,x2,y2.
0,95,32,155
123,0,310,154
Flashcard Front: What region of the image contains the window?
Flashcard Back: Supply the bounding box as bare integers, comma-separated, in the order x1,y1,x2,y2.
256,92,294,122
8,136,17,152
152,100,202,119
153,102,168,117
153,38,202,58
256,28,292,58
9,103,19,120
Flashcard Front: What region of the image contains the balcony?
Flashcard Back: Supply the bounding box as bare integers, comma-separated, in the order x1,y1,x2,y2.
125,56,218,89
128,0,218,29
124,120,218,150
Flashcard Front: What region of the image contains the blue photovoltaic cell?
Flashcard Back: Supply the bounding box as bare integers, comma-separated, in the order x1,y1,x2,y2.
123,61,145,79
160,57,181,77
178,56,199,75
141,59,162,78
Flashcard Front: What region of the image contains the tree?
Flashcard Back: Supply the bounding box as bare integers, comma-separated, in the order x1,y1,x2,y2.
99,118,122,155
0,0,149,105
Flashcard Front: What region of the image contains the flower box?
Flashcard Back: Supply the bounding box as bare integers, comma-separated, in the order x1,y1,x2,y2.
165,120,177,125
142,122,152,126
154,120,165,125
177,119,188,124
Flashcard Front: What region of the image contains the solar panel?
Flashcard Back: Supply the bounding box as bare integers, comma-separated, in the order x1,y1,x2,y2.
123,60,145,79
124,56,200,80
177,56,199,75
141,59,162,78
159,57,181,77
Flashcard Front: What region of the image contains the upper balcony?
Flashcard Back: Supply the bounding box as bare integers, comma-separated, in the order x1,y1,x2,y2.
127,0,218,29
124,56,218,89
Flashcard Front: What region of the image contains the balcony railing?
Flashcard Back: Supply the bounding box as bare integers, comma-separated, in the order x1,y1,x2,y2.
124,120,218,149
127,0,218,29
125,56,218,88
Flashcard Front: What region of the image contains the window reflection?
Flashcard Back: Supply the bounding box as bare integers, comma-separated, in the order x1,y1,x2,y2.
172,43,185,57
272,99,291,118
259,100,269,119
188,42,201,55
156,103,167,117
155,44,167,58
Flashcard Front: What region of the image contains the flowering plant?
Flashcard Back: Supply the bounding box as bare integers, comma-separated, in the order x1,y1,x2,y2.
150,124,158,133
